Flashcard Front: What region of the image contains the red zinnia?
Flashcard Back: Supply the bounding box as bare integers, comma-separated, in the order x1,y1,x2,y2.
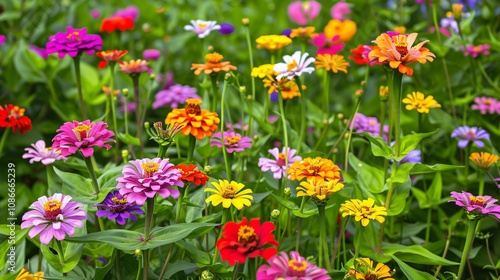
100,17,134,33
96,50,128,68
349,45,372,65
176,164,209,186
0,104,32,135
216,217,279,265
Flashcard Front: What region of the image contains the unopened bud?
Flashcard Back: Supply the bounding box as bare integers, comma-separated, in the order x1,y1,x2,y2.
204,166,212,173
344,133,350,138
452,3,464,20
225,73,231,79
323,119,328,125
242,18,250,25
239,86,246,93
201,270,214,280
337,113,344,119
121,150,129,158
150,73,155,80
355,89,363,97
284,187,291,197
253,135,259,140
144,122,150,129
360,80,366,86
122,88,129,96
142,23,151,33
247,94,252,100
379,85,389,101
207,45,214,52
135,249,142,256
332,148,338,153
271,209,280,220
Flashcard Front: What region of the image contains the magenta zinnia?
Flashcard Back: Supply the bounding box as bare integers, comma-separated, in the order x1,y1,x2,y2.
449,191,500,220
52,120,115,157
21,193,87,245
257,251,330,280
116,158,184,205
210,131,252,153
46,26,103,58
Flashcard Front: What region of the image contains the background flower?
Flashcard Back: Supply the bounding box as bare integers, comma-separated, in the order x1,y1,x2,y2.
258,147,302,179
257,251,330,280
153,84,200,109
0,104,32,135
451,126,490,148
184,20,221,38
23,140,67,165
340,198,387,226
46,26,102,58
287,1,321,25
95,190,145,225
210,131,252,153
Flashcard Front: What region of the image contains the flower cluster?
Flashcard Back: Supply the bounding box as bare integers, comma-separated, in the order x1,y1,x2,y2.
153,84,200,109
460,44,490,58
0,104,32,135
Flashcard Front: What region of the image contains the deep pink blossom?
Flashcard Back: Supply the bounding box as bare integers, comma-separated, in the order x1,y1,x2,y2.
257,251,330,280
112,6,139,21
331,1,351,20
210,131,252,153
258,147,302,179
23,140,67,165
461,44,490,58
450,191,500,220
143,49,161,60
46,26,103,58
471,96,499,115
288,1,321,25
311,34,344,55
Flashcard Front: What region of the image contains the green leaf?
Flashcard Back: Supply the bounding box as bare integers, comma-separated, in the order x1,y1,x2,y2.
270,192,300,210
117,133,140,146
163,260,199,279
412,172,444,209
97,165,123,190
410,164,464,174
396,130,438,162
349,154,385,193
66,229,144,251
384,244,459,266
362,132,394,159
53,167,96,201
176,240,211,265
386,177,412,216
41,243,84,273
14,41,46,83
0,226,28,272
146,223,218,250
392,255,437,280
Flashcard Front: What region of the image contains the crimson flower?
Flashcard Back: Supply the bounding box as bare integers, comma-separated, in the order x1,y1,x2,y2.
100,17,134,33
96,50,128,68
175,164,209,186
0,104,32,135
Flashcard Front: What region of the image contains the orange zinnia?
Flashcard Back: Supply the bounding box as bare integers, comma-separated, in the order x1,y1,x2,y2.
288,157,341,182
191,52,237,75
368,32,435,76
262,76,304,100
165,99,220,140
176,164,209,186
96,50,128,68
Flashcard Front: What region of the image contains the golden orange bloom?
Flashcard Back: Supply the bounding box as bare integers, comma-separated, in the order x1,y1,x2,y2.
324,19,357,42
402,91,441,113
469,152,499,170
368,32,435,76
251,64,277,79
15,268,44,280
165,98,220,140
297,177,344,201
346,258,395,280
452,3,464,19
314,54,349,73
290,26,317,39
288,157,341,181
262,76,304,99
256,35,292,51
191,52,237,75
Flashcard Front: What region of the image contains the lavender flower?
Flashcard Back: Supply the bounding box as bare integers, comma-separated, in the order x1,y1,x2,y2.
451,126,490,148
456,0,479,9
21,193,87,244
210,131,252,153
46,26,103,58
350,113,389,140
450,191,500,220
218,23,235,35
257,251,330,280
152,84,200,109
258,147,302,179
23,140,67,165
400,149,421,164
94,190,144,225
471,96,499,115
112,6,139,21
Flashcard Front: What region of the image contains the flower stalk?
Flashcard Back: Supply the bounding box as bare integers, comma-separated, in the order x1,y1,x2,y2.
457,218,479,280
73,55,88,120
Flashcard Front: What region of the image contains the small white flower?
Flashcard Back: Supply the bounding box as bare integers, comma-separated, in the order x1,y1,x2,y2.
274,51,316,80
184,20,221,39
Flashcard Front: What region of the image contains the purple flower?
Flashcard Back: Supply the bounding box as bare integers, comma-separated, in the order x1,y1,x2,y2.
471,96,499,115
210,131,252,153
258,147,302,179
94,190,144,225
21,193,87,245
152,84,200,109
225,120,248,132
29,46,48,60
112,6,139,21
456,0,479,9
270,92,279,102
350,113,389,140
120,96,136,113
461,44,490,58
52,120,115,157
287,1,322,25
219,23,235,35
0,35,6,45
158,71,175,90
257,251,330,280
90,9,101,19
282,29,292,37
400,149,421,164
143,49,161,60
449,191,500,220
23,140,67,165
116,158,184,205
331,1,351,20
451,126,490,148
46,26,103,58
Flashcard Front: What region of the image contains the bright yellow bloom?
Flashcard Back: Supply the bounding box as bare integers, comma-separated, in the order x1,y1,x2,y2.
369,32,435,76
205,179,253,210
251,64,277,79
191,52,237,75
15,268,44,280
324,19,357,42
288,157,341,182
314,54,349,73
469,152,499,170
297,177,344,201
452,3,464,19
402,91,441,113
379,85,389,101
346,258,395,280
340,198,387,227
256,35,292,51
290,26,317,39
165,99,220,140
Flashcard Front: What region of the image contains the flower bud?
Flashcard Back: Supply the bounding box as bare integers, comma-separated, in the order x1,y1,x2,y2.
239,86,246,93
150,73,156,80
284,187,291,197
225,73,231,80
201,270,214,280
355,89,363,97
134,249,142,256
242,18,250,25
271,209,280,218
122,88,129,96
204,165,212,173
337,113,344,119
379,85,389,101
144,122,150,129
452,4,464,20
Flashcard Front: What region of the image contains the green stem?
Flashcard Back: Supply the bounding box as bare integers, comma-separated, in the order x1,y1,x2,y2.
175,189,184,224
244,24,256,137
232,263,240,280
478,171,485,196
212,209,229,264
55,240,66,276
277,89,289,190
295,77,306,153
220,79,231,180
318,205,331,271
380,101,387,139
157,243,175,280
425,207,432,244
187,134,196,162
132,75,144,157
124,93,130,135
390,70,403,157
0,127,10,156
354,226,362,260
323,71,331,118
83,156,100,195
73,55,88,120
457,219,479,280
477,61,500,93
210,74,219,113
465,146,470,185
108,64,118,135
143,198,155,280
344,97,362,172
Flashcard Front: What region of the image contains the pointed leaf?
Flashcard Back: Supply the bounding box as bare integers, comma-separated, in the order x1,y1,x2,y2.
410,164,464,174
395,130,438,161
349,154,385,193
362,132,394,160
392,255,436,280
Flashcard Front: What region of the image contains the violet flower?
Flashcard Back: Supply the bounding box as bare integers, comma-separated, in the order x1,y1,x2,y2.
471,96,499,115
258,147,302,179
23,140,67,165
400,149,421,164
21,193,87,245
450,191,500,220
52,120,115,157
90,9,101,19
210,131,252,153
46,26,103,58
451,126,490,148
152,84,200,109
143,49,161,60
94,190,144,225
116,158,184,205
350,113,389,141
257,251,330,280
219,23,235,35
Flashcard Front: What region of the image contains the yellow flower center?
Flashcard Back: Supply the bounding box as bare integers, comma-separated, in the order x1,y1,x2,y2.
8,106,25,118
205,52,223,63
141,162,160,178
470,196,485,206
222,184,236,198
112,197,128,205
288,260,308,273
74,124,91,141
237,225,259,245
197,22,208,28
287,60,298,71
185,99,202,115
66,31,81,41
43,199,62,221
110,196,129,213
225,135,241,145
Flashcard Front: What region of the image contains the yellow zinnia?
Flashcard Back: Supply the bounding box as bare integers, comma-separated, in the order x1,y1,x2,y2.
290,26,317,39
402,91,441,113
256,35,292,51
251,64,277,79
15,268,44,280
346,258,395,280
297,177,344,201
205,179,253,210
324,19,357,42
314,54,349,73
340,198,387,227
288,157,341,182
469,152,499,170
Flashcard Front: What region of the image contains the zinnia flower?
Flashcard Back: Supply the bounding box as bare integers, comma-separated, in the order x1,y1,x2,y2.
340,197,387,227
256,35,292,51
349,45,372,65
251,64,278,79
96,50,128,68
449,191,500,220
100,17,134,33
368,32,435,76
52,120,115,157
0,104,32,135
165,98,220,140
263,77,304,99
216,217,279,265
205,179,253,210
219,23,235,35
471,96,499,115
116,158,184,205
46,26,103,58
15,268,44,280
119,59,151,74
23,140,67,165
402,91,441,113
21,193,87,245
184,20,221,38
288,157,341,182
258,147,302,179
210,131,252,153
331,1,351,20
176,164,209,186
311,34,345,55
297,177,344,203
323,19,357,42
469,152,499,170
152,84,200,109
289,26,317,39
314,54,349,73
451,126,490,149
94,190,145,225
349,113,389,140
191,52,237,75
274,51,315,80
143,49,161,60
346,258,395,280
257,251,330,280
287,1,321,25
461,44,491,58
112,6,139,21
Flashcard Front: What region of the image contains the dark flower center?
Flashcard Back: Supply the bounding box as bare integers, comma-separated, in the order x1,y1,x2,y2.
277,153,287,166
364,272,378,280
186,103,201,115
222,184,236,198
470,196,485,206
237,225,259,246
110,197,129,213
43,199,63,221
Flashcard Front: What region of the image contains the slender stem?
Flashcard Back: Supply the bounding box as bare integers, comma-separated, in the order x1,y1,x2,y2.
212,209,228,264
83,155,100,195
187,134,196,162
380,101,387,139
318,205,331,271
295,217,302,252
140,77,154,140
295,77,306,153
391,71,403,157
132,75,144,157
457,219,479,280
465,146,470,185
143,198,155,280
425,207,432,244
344,97,362,172
477,61,500,93
232,263,240,280
323,71,331,118
124,93,130,135
354,227,362,260
108,64,119,135
485,236,500,278
277,89,289,190
0,127,10,156
220,79,231,180
73,55,88,120
210,74,219,113
478,171,485,196
55,240,66,275
157,244,175,280
135,253,142,280
115,250,122,280
175,189,184,224
244,24,256,137
434,223,452,277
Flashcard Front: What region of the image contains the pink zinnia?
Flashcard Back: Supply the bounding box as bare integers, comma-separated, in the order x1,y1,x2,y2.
461,44,491,58
210,131,252,153
330,1,351,20
21,193,87,245
23,140,67,165
258,147,302,179
52,120,115,157
116,158,184,205
471,96,499,115
450,191,500,220
119,59,152,74
257,251,330,280
311,34,344,55
46,26,103,58
288,1,321,25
